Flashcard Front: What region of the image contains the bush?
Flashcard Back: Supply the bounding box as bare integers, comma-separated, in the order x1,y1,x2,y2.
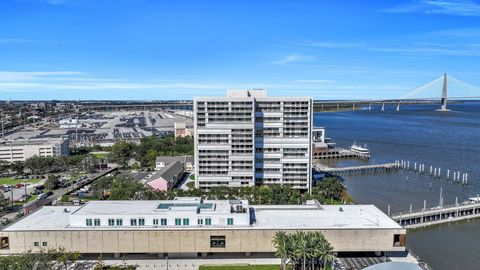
186,181,195,189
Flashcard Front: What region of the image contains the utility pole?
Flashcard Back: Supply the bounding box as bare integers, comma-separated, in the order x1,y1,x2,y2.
1,113,4,139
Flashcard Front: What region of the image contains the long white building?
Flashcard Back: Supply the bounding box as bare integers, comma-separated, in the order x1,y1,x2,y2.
0,137,69,162
194,90,312,191
0,198,406,256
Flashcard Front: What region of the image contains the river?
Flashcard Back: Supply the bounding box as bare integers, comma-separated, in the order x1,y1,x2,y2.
313,102,480,270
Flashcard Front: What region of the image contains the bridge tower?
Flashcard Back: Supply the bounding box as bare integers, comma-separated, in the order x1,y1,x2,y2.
438,73,450,112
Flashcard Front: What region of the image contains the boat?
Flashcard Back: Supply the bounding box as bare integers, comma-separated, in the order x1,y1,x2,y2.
469,196,480,203
350,142,370,158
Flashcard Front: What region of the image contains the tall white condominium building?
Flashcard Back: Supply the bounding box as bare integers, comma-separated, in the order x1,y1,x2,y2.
0,137,69,162
194,89,312,191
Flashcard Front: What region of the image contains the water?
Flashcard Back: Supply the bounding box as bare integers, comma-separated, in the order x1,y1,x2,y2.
313,102,480,270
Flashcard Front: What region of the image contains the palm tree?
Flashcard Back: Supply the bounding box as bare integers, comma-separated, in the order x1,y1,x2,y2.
272,231,290,270
293,231,310,270
317,238,334,270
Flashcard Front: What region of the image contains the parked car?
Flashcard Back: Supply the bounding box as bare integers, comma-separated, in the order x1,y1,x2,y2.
15,183,25,188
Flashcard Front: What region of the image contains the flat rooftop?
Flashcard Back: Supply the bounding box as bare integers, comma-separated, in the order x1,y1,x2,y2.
70,199,236,216
3,201,402,231
0,137,67,146
252,204,402,230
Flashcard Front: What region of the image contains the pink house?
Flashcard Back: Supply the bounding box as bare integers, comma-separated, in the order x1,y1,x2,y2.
146,161,184,191
147,178,169,191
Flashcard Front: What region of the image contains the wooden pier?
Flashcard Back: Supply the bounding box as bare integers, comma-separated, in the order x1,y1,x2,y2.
391,201,480,229
314,162,400,175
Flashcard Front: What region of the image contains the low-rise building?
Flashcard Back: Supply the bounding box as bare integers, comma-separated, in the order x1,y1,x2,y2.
155,156,194,172
174,122,193,138
0,137,69,162
145,161,184,191
0,198,406,257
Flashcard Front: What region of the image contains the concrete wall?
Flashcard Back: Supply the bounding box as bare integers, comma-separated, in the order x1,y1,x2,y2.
0,228,406,255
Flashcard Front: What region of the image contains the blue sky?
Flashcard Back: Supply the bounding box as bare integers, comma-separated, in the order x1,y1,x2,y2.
1,0,480,100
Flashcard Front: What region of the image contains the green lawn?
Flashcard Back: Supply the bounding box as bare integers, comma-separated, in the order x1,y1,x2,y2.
199,265,281,270
91,152,109,159
0,178,41,185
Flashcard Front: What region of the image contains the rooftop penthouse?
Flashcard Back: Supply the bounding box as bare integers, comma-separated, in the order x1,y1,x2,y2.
1,198,406,256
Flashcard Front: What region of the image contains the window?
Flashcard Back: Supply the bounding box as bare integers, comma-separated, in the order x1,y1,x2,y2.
227,218,234,225
198,218,203,225
116,219,123,226
175,218,181,225
34,242,39,247
205,218,212,225
139,218,145,226
210,236,226,248
393,234,406,247
42,242,47,247
153,219,159,225
108,219,115,226
94,219,100,226
161,218,167,226
183,218,189,225
86,219,92,226
130,219,137,226
0,237,9,250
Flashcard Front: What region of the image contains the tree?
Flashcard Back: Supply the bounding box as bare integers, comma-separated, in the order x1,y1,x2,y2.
93,254,106,270
272,231,291,270
109,141,135,167
0,160,9,172
92,176,114,199
0,191,9,213
317,236,334,269
316,177,345,202
56,247,81,270
109,176,147,200
10,161,24,174
45,175,60,190
272,231,334,270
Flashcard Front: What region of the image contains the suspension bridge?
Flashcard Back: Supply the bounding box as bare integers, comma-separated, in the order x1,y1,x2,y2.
314,73,480,112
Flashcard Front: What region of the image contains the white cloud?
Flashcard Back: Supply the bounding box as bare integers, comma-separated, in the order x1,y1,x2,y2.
382,0,480,16
0,70,343,95
272,54,312,65
300,41,361,48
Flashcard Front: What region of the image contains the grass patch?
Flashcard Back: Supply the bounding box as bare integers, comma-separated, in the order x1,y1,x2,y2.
189,174,195,180
199,265,281,270
0,178,41,185
91,152,109,159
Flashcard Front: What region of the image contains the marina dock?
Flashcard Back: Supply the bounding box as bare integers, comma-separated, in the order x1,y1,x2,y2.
314,162,400,175
391,200,480,229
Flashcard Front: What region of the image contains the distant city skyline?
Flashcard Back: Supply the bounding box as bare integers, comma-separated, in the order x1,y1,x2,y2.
1,0,480,100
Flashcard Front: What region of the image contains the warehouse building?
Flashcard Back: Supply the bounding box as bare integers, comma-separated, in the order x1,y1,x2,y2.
0,137,69,162
0,198,406,257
